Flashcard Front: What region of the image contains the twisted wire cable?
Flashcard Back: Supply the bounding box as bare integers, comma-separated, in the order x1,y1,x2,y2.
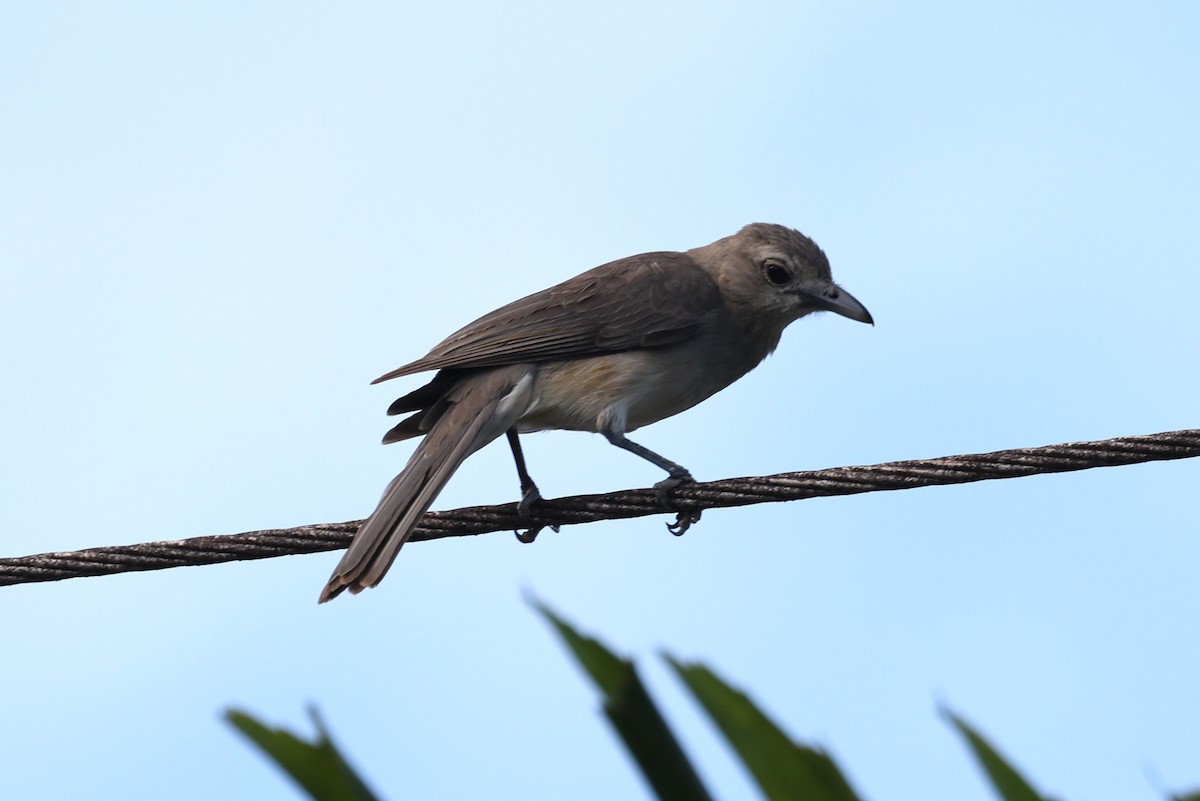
2,428,1196,588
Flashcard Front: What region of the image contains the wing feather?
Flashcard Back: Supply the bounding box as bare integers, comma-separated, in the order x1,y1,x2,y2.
371,251,722,383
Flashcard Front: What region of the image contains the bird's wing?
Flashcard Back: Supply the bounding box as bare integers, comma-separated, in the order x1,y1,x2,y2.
372,251,723,383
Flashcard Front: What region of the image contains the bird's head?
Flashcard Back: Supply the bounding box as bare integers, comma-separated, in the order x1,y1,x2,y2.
695,222,873,329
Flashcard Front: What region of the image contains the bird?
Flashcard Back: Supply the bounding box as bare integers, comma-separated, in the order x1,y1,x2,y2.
319,223,872,602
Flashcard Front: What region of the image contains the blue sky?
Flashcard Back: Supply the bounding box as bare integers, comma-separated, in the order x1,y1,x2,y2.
2,2,1198,799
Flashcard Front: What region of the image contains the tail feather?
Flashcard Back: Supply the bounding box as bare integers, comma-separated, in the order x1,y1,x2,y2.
319,365,535,602
385,369,458,415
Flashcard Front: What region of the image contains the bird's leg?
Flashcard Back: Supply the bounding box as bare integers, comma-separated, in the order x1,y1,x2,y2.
601,430,703,536
506,429,556,543
506,429,542,514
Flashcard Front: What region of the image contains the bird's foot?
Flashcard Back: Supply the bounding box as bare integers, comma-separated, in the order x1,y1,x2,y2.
518,483,543,518
667,508,702,536
653,469,693,506
514,483,558,544
653,470,702,536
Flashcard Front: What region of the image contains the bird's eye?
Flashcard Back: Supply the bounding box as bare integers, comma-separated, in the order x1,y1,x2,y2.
763,263,790,286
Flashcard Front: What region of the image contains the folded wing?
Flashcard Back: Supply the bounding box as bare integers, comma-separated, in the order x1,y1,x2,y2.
372,252,723,383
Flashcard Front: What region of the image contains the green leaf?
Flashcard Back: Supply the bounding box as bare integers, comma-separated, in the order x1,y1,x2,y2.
666,656,862,801
943,708,1049,801
531,599,713,801
225,706,381,801
1170,791,1200,801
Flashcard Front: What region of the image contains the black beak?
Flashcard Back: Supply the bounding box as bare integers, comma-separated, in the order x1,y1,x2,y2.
801,283,874,325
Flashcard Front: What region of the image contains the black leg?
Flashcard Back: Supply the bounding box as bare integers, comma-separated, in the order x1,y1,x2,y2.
601,430,702,535
507,429,553,543
505,429,542,515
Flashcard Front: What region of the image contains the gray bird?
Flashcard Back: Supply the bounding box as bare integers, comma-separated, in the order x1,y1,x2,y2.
319,223,872,602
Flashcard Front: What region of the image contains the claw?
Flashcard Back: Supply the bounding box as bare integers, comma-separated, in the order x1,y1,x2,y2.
514,486,558,543
653,470,701,536
515,526,542,544
516,484,542,543
667,509,702,536
514,521,560,543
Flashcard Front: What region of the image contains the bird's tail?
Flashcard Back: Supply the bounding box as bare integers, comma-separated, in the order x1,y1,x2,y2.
319,365,536,602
